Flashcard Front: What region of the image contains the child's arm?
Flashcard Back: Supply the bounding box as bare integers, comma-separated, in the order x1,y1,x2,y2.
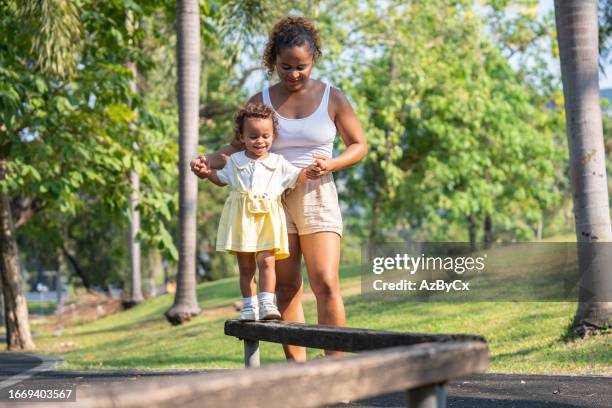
295,168,308,187
205,169,227,187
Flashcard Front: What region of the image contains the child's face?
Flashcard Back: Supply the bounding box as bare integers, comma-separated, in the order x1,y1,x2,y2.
241,117,275,159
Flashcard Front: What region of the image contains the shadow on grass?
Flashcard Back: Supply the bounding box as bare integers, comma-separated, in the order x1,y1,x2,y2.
54,319,244,370
73,355,244,369
492,345,546,362
31,368,229,379
64,317,228,349
70,316,167,337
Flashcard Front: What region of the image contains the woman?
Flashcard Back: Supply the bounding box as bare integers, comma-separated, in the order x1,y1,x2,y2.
192,16,366,361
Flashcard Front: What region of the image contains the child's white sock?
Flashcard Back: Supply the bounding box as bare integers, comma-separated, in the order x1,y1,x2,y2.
259,292,275,305
243,295,258,309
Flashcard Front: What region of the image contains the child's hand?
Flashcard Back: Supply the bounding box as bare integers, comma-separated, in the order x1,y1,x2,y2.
191,156,211,179
304,162,319,180
305,154,334,179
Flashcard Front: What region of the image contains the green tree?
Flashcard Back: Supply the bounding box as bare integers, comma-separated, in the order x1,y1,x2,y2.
1,0,177,349
0,0,82,350
337,1,562,248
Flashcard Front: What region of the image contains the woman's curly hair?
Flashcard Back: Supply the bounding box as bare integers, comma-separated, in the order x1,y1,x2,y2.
234,103,278,142
263,16,322,75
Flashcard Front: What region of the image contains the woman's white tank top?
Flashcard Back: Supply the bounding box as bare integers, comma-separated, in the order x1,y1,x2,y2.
263,82,337,168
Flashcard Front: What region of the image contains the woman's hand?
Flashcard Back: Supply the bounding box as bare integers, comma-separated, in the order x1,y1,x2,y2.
190,155,211,179
305,153,335,179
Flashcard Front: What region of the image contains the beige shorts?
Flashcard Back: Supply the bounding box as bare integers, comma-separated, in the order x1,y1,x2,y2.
282,173,343,237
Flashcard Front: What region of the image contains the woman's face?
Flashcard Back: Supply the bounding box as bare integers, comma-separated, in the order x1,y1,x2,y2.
276,44,314,92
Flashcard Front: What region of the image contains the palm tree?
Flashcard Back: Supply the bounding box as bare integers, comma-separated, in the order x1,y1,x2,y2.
165,0,201,324
554,0,612,337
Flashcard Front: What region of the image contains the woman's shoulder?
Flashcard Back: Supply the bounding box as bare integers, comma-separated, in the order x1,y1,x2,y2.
328,85,352,118
328,84,348,104
247,92,264,104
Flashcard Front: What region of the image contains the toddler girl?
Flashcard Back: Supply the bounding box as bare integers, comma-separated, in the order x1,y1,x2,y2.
194,103,310,320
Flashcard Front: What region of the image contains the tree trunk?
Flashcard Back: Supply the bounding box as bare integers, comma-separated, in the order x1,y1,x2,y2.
165,0,201,325
126,13,144,306
467,215,477,252
61,246,92,291
555,0,612,337
0,278,4,329
483,214,493,249
0,161,35,350
369,187,381,244
128,167,143,305
535,219,543,241
55,248,65,308
146,249,164,297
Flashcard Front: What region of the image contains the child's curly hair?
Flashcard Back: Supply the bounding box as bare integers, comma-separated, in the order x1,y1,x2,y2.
234,103,278,142
263,16,322,75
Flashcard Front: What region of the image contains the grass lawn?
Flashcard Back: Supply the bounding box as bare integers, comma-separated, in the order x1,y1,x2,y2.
26,263,610,375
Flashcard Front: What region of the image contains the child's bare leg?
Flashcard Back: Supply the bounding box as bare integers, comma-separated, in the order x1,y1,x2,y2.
257,250,281,320
236,252,258,320
256,250,276,293
236,252,256,297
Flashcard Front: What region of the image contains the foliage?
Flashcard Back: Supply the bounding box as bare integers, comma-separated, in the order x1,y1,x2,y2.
1,1,178,289
4,0,579,288
15,0,83,78
599,0,612,66
331,0,567,243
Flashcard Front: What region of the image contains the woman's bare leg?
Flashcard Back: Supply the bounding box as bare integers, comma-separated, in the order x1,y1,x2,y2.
299,232,345,357
275,233,306,361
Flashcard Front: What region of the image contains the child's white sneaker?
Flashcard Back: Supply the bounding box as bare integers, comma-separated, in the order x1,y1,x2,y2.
258,302,281,320
239,305,258,321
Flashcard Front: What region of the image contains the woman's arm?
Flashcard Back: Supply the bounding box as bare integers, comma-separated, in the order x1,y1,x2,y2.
306,88,367,178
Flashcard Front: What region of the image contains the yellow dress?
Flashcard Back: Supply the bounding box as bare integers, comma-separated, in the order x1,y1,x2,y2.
216,154,297,260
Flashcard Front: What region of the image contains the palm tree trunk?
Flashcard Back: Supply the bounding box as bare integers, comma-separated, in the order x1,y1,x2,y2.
165,0,201,324
0,160,35,350
128,167,143,305
555,0,612,337
126,12,143,307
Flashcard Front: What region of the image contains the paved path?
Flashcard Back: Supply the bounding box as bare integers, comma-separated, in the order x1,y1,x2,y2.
337,373,612,408
0,352,610,407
